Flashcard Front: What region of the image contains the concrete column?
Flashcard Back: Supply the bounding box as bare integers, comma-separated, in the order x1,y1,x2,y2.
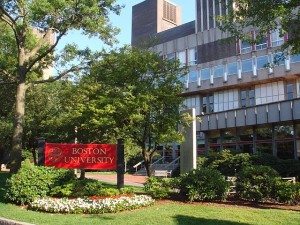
180,108,197,174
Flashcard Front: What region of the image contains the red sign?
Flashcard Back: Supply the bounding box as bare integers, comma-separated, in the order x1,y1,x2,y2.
45,143,117,170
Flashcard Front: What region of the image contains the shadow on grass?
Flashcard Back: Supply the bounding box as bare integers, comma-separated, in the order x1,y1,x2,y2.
0,172,11,203
174,215,251,225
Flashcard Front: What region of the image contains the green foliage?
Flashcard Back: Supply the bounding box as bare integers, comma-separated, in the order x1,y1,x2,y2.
78,47,188,175
274,181,300,204
144,177,175,199
5,160,75,205
50,179,135,198
236,165,279,202
200,150,252,176
217,0,300,54
179,168,229,201
251,153,300,179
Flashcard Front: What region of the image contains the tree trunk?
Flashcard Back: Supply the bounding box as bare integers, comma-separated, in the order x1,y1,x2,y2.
143,150,152,177
10,79,26,173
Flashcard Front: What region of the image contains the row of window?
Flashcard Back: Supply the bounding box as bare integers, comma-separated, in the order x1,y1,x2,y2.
184,80,300,114
182,53,300,84
163,30,287,68
165,48,197,66
240,29,285,54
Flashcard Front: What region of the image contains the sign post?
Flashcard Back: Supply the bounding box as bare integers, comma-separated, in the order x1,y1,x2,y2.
117,139,125,189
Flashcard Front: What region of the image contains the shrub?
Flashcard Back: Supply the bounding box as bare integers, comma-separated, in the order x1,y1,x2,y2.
144,177,175,199
179,167,229,201
5,160,76,205
274,181,300,204
203,150,251,176
251,153,300,179
236,165,279,202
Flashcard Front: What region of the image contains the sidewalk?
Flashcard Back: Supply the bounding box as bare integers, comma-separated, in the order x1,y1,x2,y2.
86,173,147,187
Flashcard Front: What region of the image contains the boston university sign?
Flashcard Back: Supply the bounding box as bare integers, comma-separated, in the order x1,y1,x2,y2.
37,139,125,188
44,143,117,170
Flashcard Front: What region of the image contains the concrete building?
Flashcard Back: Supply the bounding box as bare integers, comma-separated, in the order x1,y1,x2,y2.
132,0,300,160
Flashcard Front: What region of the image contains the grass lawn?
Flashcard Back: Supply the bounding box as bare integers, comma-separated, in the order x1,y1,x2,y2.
0,172,299,225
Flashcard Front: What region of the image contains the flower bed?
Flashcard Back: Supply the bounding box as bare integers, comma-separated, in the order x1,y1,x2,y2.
29,195,154,214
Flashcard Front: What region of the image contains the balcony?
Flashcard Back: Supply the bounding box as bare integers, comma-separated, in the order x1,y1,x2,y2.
198,98,300,132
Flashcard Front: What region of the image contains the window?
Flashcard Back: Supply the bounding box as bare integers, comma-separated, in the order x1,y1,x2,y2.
214,65,224,78
166,52,176,60
177,50,186,66
240,89,255,108
202,96,207,114
256,36,268,50
271,29,284,47
189,70,198,83
257,55,269,70
286,83,295,100
227,62,238,75
255,81,285,105
201,68,210,80
178,74,187,83
291,54,300,63
273,52,285,66
184,96,200,115
188,48,197,65
241,41,252,54
202,94,214,114
213,90,239,112
242,59,253,72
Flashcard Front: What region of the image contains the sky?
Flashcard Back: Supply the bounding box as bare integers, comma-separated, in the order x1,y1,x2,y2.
56,0,196,52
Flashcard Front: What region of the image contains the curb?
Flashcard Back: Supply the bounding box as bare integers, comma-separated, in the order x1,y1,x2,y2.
0,218,34,225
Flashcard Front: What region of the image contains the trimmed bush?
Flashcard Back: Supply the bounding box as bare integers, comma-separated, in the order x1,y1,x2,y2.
5,160,76,205
274,181,300,204
144,177,175,199
179,167,229,201
201,150,252,176
236,165,279,202
251,153,300,179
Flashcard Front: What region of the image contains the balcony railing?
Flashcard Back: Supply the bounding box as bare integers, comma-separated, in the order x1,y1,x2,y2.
198,98,300,131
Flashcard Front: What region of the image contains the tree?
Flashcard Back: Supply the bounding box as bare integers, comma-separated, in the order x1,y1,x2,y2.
0,0,121,172
218,0,300,53
78,47,189,176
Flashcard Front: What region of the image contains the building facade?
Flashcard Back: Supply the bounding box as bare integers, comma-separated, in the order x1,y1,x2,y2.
132,0,300,160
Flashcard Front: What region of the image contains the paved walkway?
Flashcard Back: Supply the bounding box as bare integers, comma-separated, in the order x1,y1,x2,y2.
86,173,147,187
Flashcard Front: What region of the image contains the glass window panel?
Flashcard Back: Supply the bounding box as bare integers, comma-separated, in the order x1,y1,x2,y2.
214,65,224,78
241,41,252,54
242,59,253,72
166,52,176,60
273,52,285,66
177,51,186,66
227,62,238,75
291,54,300,63
241,90,247,99
201,68,210,80
257,56,269,69
188,48,197,65
271,29,284,47
256,37,267,50
189,71,198,83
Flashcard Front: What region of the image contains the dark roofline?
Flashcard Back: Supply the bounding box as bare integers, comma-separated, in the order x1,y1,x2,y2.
151,20,196,45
